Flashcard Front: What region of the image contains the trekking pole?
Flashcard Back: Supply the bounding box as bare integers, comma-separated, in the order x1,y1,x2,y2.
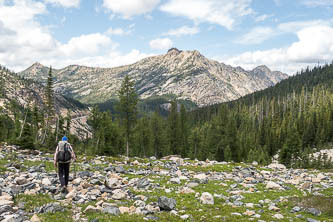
73,159,76,179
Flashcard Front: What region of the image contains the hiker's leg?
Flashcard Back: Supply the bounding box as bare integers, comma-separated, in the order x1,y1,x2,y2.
58,163,65,186
64,163,70,186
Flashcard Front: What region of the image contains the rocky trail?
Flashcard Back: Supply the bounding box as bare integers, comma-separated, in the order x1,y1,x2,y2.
0,144,332,222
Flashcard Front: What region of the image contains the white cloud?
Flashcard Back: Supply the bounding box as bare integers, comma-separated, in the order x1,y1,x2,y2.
236,27,274,44
164,25,200,37
59,33,113,56
44,0,80,8
105,25,135,36
160,0,253,30
149,38,173,50
226,25,333,74
106,27,127,36
0,0,152,71
237,19,333,45
102,0,160,18
255,14,272,22
277,19,333,32
302,0,333,7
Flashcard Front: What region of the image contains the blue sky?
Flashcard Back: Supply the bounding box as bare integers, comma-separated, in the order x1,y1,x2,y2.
1,0,333,74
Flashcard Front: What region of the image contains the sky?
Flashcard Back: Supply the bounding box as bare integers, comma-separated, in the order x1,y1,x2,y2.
1,0,333,74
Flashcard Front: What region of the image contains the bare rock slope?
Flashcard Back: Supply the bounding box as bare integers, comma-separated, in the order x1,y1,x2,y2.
20,48,288,106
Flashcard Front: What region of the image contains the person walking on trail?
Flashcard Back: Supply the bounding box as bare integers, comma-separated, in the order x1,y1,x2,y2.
54,136,76,193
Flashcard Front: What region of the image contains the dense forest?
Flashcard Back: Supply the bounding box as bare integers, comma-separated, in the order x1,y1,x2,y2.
1,64,333,169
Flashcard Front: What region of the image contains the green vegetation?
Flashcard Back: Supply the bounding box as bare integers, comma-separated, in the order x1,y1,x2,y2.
2,61,333,171
14,194,54,212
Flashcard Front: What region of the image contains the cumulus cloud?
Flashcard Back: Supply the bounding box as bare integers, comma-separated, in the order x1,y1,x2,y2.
164,25,200,37
0,0,151,71
102,0,160,18
226,25,333,74
59,33,113,56
237,19,333,45
160,0,253,30
44,0,80,8
149,38,173,50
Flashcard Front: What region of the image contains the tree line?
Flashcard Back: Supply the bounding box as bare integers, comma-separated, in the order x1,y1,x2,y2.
1,64,333,169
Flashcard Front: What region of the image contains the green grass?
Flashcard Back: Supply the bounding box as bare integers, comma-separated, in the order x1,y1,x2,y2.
15,194,73,222
290,195,333,218
321,187,333,196
39,210,73,222
14,194,54,212
0,158,10,173
22,160,55,173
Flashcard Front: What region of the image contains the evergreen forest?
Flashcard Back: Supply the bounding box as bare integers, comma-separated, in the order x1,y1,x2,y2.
1,64,333,169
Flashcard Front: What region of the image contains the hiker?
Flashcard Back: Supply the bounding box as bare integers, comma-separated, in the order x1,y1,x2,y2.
54,136,76,192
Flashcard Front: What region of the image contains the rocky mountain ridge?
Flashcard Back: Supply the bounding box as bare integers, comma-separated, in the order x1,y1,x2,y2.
19,49,289,106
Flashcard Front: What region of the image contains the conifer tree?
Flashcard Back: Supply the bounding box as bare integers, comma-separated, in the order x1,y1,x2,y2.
151,111,166,158
168,100,181,155
42,67,55,145
116,75,138,157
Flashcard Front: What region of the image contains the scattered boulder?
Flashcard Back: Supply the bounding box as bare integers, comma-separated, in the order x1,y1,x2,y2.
266,181,282,190
267,163,286,170
137,178,150,188
115,166,126,174
158,196,176,211
103,206,120,215
200,192,214,205
30,214,42,222
16,177,28,185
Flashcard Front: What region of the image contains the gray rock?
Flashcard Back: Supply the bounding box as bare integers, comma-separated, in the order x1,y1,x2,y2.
38,203,64,213
104,166,114,172
306,208,321,216
0,205,13,214
170,178,181,184
187,182,199,188
78,171,91,178
291,206,301,213
307,218,319,222
137,178,150,188
102,206,120,215
158,196,176,211
233,201,243,206
144,215,159,220
115,166,126,174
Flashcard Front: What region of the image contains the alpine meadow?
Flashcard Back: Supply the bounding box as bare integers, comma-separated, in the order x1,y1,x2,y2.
0,1,333,222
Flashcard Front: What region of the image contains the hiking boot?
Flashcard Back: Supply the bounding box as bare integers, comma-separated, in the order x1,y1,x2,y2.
62,186,68,194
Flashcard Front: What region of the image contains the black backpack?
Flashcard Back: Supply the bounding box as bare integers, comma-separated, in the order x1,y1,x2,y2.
57,141,72,162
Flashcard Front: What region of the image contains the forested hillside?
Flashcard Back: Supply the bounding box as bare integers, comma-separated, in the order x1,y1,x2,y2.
0,66,90,150
1,64,333,169
76,64,333,169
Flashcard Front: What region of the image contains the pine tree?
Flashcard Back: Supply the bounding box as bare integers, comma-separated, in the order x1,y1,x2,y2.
42,67,55,145
168,100,181,155
151,111,166,158
179,104,189,157
116,75,138,157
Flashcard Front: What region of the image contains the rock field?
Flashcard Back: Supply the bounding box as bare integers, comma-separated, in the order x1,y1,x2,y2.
0,144,332,222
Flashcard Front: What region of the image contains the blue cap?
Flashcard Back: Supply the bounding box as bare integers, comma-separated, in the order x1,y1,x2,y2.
62,136,68,141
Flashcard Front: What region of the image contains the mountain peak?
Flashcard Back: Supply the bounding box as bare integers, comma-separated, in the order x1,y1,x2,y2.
31,62,45,68
253,65,271,73
167,48,182,56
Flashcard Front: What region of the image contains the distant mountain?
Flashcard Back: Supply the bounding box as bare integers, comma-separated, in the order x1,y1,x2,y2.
19,48,288,107
0,67,91,139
